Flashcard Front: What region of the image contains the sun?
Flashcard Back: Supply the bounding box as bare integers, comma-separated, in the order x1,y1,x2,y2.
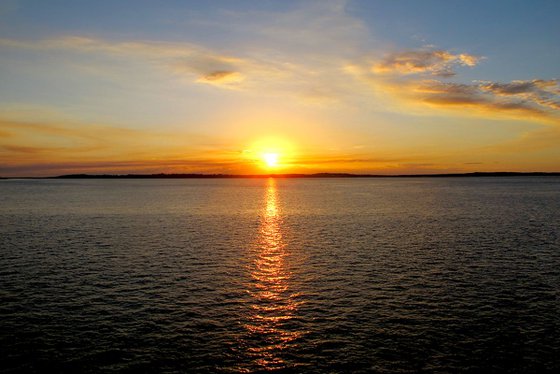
262,152,279,168
243,136,295,171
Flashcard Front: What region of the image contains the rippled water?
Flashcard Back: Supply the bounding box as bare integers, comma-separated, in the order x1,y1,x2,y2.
1,177,559,373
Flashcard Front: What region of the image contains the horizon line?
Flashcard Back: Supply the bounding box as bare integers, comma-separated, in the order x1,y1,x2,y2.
2,171,560,179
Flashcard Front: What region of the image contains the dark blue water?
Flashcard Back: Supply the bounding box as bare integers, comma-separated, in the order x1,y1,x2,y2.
1,178,559,372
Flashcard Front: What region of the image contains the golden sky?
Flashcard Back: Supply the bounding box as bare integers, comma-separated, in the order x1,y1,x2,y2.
0,1,559,176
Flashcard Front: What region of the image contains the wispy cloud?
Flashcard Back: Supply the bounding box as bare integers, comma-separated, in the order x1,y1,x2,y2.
372,48,481,77
347,46,560,122
0,158,252,176
0,110,236,176
0,36,247,89
197,70,243,84
478,79,560,110
0,1,371,100
411,79,558,118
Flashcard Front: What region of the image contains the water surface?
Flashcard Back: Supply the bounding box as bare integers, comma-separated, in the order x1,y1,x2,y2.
1,178,559,372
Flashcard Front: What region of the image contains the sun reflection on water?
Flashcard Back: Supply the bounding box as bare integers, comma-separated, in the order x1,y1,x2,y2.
242,178,303,371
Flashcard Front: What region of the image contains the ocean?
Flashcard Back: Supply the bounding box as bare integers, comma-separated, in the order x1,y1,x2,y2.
1,177,559,372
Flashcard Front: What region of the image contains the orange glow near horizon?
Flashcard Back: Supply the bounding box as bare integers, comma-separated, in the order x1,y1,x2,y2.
241,136,297,171
2,115,560,176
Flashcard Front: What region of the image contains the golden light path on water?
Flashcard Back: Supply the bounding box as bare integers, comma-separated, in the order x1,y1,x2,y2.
242,178,304,371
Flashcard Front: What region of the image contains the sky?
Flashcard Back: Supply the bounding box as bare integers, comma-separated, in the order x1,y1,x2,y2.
0,0,559,176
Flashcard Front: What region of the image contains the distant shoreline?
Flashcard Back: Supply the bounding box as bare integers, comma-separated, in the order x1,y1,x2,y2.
2,172,560,179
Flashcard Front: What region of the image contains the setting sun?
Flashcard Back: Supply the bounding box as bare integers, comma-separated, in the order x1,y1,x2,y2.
244,136,295,171
262,153,279,168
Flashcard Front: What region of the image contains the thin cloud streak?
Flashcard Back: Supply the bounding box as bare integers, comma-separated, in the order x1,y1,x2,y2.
0,36,247,89
373,49,481,77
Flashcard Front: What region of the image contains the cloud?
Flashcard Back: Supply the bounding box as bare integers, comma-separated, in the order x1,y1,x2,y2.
412,79,560,119
1,145,66,154
479,79,559,95
295,155,406,165
345,46,559,123
195,71,245,87
0,158,250,176
198,70,239,82
0,111,222,171
410,80,550,117
349,47,560,122
478,79,560,110
0,117,143,143
372,49,481,77
345,45,560,122
0,1,372,100
0,36,247,88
